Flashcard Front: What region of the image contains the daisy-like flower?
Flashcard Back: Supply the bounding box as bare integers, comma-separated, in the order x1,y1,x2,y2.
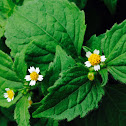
4,88,14,102
25,66,43,86
28,96,33,108
85,49,106,71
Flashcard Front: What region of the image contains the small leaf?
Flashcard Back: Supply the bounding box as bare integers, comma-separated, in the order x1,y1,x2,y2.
42,46,75,95
86,34,105,54
99,69,108,86
101,0,118,15
102,20,126,83
14,96,30,126
33,65,104,121
0,91,22,108
0,50,24,89
83,46,92,53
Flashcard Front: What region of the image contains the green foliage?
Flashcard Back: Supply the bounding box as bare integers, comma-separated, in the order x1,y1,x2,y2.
0,0,16,38
14,52,27,80
0,0,126,125
5,0,86,60
86,34,105,54
68,0,87,9
42,46,75,95
73,83,126,126
99,69,108,86
102,20,126,83
33,65,104,121
0,50,24,89
101,0,118,14
14,96,30,126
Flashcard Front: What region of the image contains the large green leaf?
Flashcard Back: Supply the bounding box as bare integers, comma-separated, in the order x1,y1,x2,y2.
72,83,126,126
33,65,104,121
101,0,118,14
14,96,30,126
68,0,87,9
0,91,22,108
42,46,75,95
102,20,126,83
0,50,24,89
5,0,86,71
0,0,16,38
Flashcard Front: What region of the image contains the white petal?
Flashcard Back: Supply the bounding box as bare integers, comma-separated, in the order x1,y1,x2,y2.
28,96,31,101
38,75,43,81
12,97,14,100
85,61,91,67
94,65,100,71
7,98,11,102
35,67,40,74
93,49,100,55
86,51,92,58
25,75,31,81
5,88,10,91
4,93,8,98
101,55,106,62
29,80,36,86
28,66,35,73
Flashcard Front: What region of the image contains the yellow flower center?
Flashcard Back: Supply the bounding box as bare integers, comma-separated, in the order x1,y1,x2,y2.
29,100,33,106
88,54,101,66
30,72,39,81
7,90,14,100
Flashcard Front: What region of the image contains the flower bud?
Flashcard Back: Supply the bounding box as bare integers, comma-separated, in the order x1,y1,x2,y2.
88,72,95,81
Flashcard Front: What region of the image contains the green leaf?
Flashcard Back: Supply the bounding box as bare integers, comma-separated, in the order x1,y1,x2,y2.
0,50,24,89
101,0,118,15
68,0,87,9
33,65,104,121
42,46,75,95
5,0,86,71
14,52,27,80
76,83,126,126
14,96,30,126
102,20,126,83
86,34,105,54
0,0,16,38
99,69,108,86
0,91,22,108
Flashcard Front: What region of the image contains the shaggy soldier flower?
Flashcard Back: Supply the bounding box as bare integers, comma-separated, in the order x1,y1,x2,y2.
28,96,33,108
25,67,43,86
85,49,106,71
4,88,14,102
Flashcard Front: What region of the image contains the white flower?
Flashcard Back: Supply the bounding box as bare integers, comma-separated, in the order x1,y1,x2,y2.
28,96,32,108
85,49,106,71
4,88,14,102
25,66,43,86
